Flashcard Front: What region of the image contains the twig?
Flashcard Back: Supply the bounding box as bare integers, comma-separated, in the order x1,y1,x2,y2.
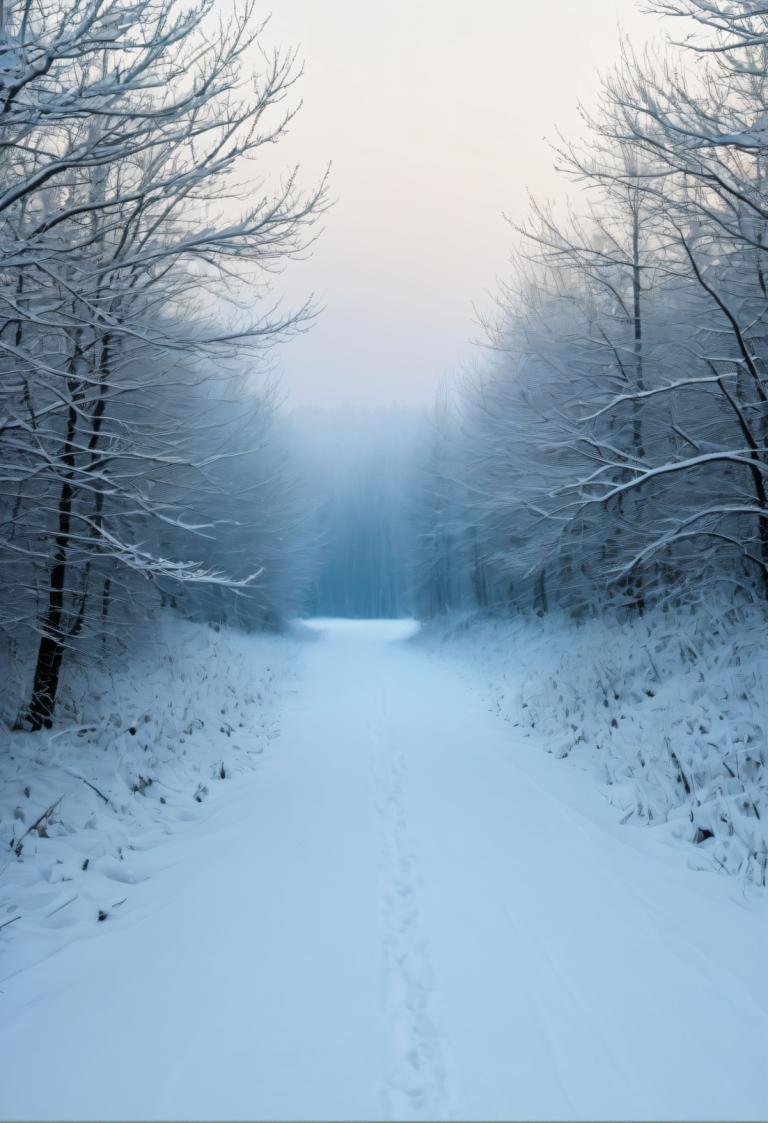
65,772,110,805
45,895,77,919
0,914,21,932
12,796,63,847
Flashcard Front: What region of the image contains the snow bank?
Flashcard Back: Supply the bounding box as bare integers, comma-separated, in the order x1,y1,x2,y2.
0,615,298,976
420,606,768,887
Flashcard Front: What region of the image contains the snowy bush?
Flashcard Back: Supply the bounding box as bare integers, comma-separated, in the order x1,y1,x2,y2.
423,605,768,887
0,614,298,972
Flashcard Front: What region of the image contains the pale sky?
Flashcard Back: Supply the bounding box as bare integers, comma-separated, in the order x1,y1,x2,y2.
256,1,659,408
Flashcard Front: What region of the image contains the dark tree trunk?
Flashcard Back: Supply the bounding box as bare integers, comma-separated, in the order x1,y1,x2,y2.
26,467,74,727
630,204,646,617
26,336,83,729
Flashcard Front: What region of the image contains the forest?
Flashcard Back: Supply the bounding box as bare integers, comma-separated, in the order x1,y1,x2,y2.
2,2,768,1120
414,7,768,624
0,0,328,729
6,0,768,717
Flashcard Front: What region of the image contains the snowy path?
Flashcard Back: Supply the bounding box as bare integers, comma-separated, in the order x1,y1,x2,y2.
2,619,767,1121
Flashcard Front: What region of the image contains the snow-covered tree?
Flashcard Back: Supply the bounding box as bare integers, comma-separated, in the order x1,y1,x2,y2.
420,0,768,621
0,0,326,725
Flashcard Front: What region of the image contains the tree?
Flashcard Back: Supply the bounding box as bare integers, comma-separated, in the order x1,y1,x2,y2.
420,0,768,620
0,0,326,726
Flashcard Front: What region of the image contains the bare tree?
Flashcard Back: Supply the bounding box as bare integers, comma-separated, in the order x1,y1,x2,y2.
0,0,327,726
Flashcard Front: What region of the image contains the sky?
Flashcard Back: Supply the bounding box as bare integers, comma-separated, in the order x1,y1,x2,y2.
255,1,658,409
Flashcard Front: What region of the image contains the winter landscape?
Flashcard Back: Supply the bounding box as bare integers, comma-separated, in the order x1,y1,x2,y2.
2,1,768,1120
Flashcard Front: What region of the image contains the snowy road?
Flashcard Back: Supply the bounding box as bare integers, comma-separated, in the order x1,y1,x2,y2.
2,619,767,1121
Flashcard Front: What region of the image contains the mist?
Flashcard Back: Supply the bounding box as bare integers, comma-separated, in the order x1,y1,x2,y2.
288,406,425,618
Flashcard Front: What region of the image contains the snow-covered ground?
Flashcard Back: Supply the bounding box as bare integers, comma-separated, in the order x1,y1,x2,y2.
0,615,298,979
420,607,768,886
1,617,767,1121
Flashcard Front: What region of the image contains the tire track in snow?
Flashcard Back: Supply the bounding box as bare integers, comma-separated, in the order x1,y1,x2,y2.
371,697,450,1121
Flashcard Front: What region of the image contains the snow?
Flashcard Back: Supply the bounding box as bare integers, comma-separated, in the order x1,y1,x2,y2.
0,614,297,979
420,607,768,885
2,617,767,1121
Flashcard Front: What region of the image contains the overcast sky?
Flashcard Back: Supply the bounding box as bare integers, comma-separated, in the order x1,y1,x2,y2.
256,1,659,408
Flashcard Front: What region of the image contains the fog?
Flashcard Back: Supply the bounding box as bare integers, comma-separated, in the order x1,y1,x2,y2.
260,0,654,408
259,1,660,618
289,406,425,617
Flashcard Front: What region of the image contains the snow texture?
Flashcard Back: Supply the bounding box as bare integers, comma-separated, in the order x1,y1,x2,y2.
0,614,296,979
1,617,767,1121
420,606,768,886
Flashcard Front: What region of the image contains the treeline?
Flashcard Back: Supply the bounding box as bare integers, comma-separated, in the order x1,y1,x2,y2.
291,406,422,619
0,0,324,727
415,0,768,622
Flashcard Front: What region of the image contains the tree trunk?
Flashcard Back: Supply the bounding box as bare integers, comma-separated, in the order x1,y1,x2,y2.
26,335,82,729
630,202,646,616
